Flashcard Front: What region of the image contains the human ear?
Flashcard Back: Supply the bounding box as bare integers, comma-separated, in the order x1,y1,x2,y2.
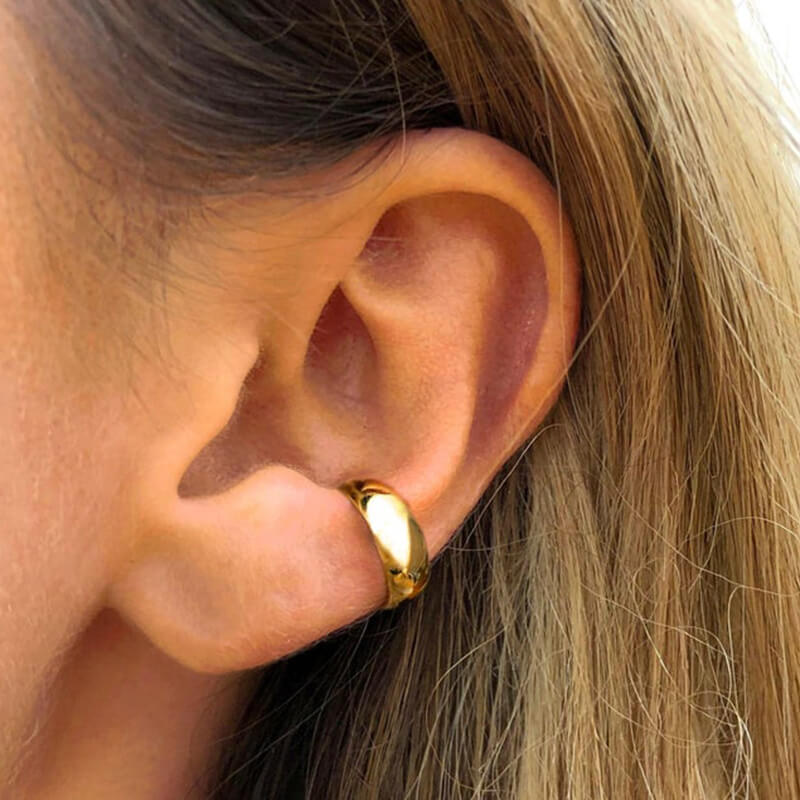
107,129,581,674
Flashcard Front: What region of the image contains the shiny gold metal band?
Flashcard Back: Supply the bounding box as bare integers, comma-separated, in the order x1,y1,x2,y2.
337,479,430,609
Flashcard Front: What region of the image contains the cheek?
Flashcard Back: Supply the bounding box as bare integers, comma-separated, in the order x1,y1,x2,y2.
0,335,127,615
0,262,137,772
0,8,142,639
0,93,120,637
0,125,136,779
0,250,131,624
0,9,157,774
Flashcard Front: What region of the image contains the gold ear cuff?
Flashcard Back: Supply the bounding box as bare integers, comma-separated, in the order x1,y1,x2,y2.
337,479,430,609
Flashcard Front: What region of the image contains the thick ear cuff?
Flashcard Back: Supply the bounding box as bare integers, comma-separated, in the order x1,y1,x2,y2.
338,479,430,609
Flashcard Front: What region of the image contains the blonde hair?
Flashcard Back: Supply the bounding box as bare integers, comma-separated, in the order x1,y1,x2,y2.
402,2,800,796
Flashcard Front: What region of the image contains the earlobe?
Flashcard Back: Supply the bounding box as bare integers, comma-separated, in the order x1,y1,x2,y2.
107,128,581,675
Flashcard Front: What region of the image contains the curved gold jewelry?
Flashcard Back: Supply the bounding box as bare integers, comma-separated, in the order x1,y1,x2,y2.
337,479,430,610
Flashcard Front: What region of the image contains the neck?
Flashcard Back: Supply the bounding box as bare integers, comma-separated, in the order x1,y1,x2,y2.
12,607,252,800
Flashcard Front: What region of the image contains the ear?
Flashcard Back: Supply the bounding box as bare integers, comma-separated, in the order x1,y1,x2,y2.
108,129,581,674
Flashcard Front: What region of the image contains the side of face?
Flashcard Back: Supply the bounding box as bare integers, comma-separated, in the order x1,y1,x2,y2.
0,7,581,784
0,11,145,778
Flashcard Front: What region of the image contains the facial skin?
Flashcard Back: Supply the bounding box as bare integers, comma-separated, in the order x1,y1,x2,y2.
0,9,581,798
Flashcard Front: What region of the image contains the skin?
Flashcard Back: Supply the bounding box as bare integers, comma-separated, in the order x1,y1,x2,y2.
0,9,581,798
